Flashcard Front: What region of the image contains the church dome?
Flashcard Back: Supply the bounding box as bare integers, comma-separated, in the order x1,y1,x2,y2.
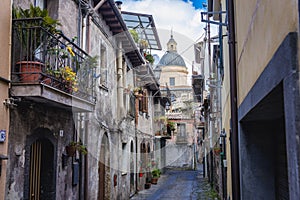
158,51,186,67
158,32,186,67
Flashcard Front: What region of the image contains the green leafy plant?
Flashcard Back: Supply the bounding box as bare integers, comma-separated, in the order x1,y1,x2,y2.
12,4,60,33
59,66,78,91
67,141,87,155
151,168,161,178
129,29,139,43
167,121,176,131
12,4,60,60
144,52,154,64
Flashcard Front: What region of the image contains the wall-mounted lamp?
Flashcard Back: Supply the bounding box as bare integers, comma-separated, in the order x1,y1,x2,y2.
220,128,226,137
0,154,8,176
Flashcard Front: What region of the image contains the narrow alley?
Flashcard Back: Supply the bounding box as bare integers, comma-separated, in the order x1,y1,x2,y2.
131,165,219,200
1,0,300,199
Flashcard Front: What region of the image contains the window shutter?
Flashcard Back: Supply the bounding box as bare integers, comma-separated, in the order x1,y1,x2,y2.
142,91,147,113
129,94,135,117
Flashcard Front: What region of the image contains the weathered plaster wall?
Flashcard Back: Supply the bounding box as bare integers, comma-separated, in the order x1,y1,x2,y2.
86,12,123,199
57,0,78,40
7,103,78,199
165,143,193,169
12,0,31,8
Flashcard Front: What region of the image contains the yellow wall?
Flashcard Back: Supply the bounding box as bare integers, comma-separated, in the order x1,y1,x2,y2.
221,1,299,199
0,0,11,199
221,30,232,198
235,0,298,104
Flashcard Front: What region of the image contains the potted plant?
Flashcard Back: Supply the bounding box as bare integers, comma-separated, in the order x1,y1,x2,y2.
129,29,139,43
66,141,87,157
145,177,152,189
12,4,60,83
213,147,221,155
139,39,148,50
144,52,154,64
59,66,78,92
151,168,161,184
133,87,143,99
155,131,161,136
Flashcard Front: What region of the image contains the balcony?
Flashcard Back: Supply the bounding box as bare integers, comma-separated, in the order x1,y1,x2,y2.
11,18,96,112
192,74,204,102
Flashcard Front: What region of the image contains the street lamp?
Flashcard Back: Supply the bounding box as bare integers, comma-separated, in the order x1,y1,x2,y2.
165,101,170,111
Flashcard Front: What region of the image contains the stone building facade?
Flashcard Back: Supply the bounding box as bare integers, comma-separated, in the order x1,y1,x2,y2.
5,0,162,199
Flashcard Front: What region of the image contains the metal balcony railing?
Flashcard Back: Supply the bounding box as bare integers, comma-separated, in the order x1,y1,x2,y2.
11,18,96,103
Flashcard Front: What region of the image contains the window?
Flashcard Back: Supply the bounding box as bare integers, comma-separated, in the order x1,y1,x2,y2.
121,143,128,175
138,90,148,114
142,92,148,113
176,123,187,143
171,94,176,102
177,123,186,137
169,77,175,86
34,0,46,9
100,45,108,86
129,94,136,117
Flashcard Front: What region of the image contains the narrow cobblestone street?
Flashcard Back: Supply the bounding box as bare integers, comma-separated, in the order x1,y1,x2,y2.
131,164,218,200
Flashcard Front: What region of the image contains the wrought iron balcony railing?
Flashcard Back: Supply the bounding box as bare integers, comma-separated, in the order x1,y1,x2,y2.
11,18,96,103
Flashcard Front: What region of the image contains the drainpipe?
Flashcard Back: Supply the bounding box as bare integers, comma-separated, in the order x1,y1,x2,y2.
117,41,124,118
227,0,240,199
83,3,91,199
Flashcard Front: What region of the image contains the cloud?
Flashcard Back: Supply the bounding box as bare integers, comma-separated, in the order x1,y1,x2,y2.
122,0,205,40
121,0,221,85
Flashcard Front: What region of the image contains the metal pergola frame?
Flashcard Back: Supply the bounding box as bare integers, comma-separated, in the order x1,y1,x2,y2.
121,11,162,50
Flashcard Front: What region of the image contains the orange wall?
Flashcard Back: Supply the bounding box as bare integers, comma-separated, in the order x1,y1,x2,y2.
0,0,11,199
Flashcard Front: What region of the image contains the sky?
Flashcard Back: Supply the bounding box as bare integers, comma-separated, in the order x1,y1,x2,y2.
121,0,210,73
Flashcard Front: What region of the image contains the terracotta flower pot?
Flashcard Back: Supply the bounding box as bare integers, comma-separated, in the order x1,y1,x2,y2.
145,183,151,189
66,145,76,157
17,61,44,83
151,177,158,184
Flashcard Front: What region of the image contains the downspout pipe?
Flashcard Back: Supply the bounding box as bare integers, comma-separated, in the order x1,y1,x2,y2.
227,0,240,199
117,41,124,118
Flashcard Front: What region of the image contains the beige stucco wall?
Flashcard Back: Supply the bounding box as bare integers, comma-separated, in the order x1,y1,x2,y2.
221,24,232,198
160,65,189,87
235,0,298,105
0,0,11,199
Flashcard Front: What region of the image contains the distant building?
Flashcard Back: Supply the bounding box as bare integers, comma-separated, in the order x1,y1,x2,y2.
157,33,197,169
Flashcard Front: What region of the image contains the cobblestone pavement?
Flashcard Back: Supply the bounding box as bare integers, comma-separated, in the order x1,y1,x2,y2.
130,164,218,200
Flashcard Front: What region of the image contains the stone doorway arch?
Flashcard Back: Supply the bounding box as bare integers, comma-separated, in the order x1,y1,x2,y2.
24,128,57,200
